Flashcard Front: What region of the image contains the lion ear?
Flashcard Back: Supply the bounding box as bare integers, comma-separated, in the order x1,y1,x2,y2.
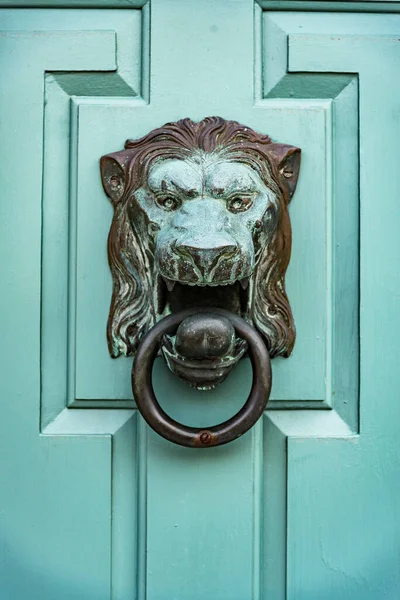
268,144,301,201
100,150,132,205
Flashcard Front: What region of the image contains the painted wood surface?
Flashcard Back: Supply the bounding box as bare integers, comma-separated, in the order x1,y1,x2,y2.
0,2,399,599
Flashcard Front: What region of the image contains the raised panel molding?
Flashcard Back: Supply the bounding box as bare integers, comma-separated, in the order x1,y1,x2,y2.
0,0,146,5
36,3,346,415
33,8,149,429
258,0,400,9
260,10,360,430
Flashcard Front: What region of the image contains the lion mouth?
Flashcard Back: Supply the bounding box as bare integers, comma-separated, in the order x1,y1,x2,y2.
157,275,252,390
158,275,251,319
161,276,250,290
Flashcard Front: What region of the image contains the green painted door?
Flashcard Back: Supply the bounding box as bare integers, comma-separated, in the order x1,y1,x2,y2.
1,2,400,599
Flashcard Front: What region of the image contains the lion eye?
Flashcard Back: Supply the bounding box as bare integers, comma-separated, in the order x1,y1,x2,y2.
227,196,253,213
156,195,180,211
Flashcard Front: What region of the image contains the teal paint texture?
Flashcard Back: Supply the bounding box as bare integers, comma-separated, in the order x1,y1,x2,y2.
0,2,399,599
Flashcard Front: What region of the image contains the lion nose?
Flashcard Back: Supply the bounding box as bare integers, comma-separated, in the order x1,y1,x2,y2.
173,242,239,276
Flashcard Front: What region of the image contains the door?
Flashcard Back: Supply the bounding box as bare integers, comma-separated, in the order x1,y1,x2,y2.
1,1,399,599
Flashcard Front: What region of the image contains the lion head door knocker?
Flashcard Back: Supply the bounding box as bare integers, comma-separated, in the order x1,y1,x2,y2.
100,117,301,448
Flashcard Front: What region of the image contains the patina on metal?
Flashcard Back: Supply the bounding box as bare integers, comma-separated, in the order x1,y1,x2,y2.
100,116,300,446
101,117,301,391
162,312,247,390
131,308,272,448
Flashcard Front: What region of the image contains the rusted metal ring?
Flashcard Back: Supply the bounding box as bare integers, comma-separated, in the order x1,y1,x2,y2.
131,308,272,448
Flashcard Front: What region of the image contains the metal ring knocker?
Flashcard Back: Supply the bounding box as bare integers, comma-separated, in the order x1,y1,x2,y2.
131,308,272,448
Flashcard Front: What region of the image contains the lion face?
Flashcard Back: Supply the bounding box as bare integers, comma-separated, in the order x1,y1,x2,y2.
101,117,301,387
134,156,277,288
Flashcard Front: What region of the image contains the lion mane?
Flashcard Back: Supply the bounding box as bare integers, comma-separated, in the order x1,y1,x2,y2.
100,116,300,359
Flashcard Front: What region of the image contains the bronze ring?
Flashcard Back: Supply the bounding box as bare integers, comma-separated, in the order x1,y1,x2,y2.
131,308,272,448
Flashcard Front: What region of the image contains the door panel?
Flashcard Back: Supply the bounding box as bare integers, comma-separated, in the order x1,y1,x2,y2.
1,3,399,600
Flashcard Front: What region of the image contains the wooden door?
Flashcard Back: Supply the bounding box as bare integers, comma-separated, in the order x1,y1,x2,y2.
1,2,400,599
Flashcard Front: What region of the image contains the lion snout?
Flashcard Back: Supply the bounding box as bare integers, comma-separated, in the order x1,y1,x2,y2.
155,213,256,283
172,240,239,281
157,240,252,285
